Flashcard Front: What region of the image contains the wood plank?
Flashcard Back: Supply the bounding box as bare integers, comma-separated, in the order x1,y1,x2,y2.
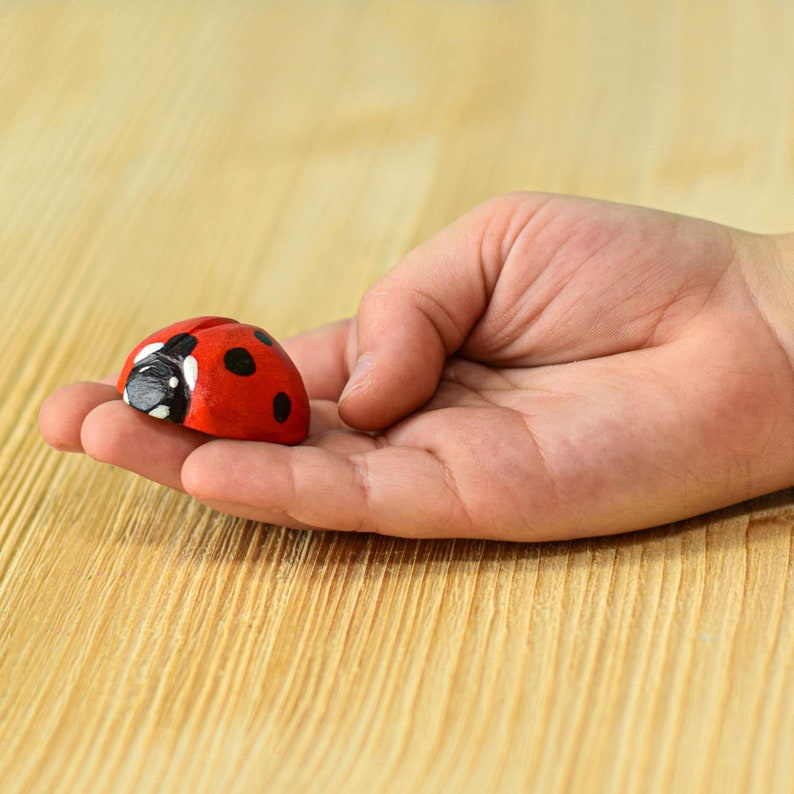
1,2,792,791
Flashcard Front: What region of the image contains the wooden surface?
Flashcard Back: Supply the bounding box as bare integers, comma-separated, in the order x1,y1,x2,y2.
1,2,793,792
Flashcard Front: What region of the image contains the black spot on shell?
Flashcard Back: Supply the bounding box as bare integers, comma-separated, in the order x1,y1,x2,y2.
163,333,198,358
273,392,291,423
254,330,273,346
224,347,256,376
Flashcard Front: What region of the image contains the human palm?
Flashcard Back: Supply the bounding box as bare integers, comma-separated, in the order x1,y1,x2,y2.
40,194,794,540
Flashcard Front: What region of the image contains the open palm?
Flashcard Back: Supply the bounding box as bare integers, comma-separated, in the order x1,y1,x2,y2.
40,194,794,540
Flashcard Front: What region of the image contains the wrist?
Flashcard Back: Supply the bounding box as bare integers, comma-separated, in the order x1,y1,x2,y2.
736,230,794,369
772,232,794,361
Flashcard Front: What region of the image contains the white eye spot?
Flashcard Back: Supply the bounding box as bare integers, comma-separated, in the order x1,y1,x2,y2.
133,342,164,364
183,355,198,391
169,376,179,389
148,404,170,419
122,388,130,405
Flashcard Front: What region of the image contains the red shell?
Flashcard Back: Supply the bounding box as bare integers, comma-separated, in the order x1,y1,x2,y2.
117,316,310,443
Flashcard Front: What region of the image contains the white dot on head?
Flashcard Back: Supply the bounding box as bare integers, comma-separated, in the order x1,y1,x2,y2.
169,376,179,389
149,404,170,419
133,342,164,364
183,355,198,391
122,388,130,405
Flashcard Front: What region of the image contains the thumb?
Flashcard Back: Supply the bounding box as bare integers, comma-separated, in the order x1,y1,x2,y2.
338,194,535,430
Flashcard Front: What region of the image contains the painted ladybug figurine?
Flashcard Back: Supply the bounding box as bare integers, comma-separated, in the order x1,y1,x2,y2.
117,316,310,444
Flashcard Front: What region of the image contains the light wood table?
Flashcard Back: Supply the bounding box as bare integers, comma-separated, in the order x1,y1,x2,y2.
1,2,792,792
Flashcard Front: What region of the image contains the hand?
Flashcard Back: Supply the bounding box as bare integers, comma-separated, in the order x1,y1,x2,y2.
39,194,794,540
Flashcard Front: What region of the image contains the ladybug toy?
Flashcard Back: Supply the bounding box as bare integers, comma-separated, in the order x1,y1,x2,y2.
117,316,310,444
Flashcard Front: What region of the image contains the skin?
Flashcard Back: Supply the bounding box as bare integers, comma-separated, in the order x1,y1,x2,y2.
39,193,794,541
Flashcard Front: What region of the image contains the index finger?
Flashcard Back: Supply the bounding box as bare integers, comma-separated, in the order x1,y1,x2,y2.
282,318,356,402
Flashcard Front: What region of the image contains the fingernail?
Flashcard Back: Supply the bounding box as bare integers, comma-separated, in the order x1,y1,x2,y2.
340,355,372,402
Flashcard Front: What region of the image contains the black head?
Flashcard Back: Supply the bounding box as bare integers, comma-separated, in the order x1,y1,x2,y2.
122,333,198,424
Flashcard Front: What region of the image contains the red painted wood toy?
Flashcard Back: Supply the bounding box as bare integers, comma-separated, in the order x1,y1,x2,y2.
117,316,310,443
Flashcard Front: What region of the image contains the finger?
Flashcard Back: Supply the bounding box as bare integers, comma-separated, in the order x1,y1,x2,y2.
39,382,120,452
282,318,355,400
181,427,383,531
304,399,352,434
80,400,211,491
75,390,345,490
190,498,321,531
181,440,473,538
339,193,549,430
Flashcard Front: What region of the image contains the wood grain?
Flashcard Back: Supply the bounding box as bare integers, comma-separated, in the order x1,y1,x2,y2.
1,2,793,792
